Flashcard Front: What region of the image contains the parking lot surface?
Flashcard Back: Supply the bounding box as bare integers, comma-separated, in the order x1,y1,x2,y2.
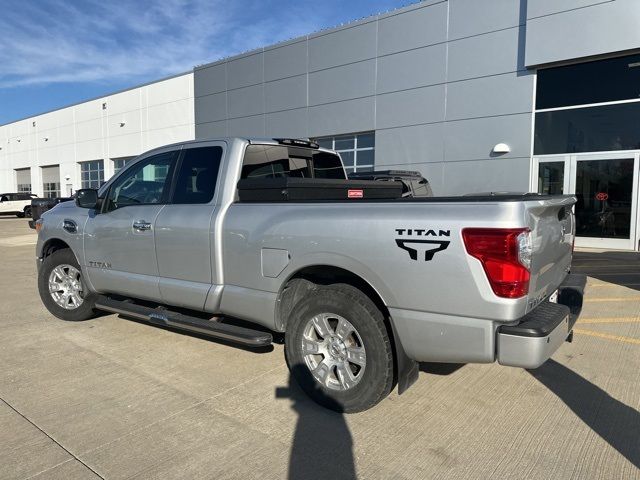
0,217,638,479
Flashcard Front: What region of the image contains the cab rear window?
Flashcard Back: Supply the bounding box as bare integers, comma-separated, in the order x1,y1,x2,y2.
241,145,346,180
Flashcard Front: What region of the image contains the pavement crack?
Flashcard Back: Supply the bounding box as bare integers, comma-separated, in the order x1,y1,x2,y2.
0,396,105,480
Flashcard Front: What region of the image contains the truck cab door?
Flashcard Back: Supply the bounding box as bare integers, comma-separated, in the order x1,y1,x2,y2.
155,142,225,310
83,149,179,301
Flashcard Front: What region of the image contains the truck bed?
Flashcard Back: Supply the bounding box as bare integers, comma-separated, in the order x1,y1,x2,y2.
237,174,571,203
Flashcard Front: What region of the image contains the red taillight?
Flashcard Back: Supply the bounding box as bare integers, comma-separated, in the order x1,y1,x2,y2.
462,228,531,298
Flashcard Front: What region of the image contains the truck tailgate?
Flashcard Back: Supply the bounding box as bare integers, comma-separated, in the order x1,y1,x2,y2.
526,196,576,312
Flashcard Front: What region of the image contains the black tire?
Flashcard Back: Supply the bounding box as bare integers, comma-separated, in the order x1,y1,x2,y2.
38,248,97,321
16,211,25,218
285,283,394,413
24,206,32,218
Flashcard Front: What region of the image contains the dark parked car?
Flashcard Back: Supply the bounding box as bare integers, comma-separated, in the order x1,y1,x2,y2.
28,196,74,228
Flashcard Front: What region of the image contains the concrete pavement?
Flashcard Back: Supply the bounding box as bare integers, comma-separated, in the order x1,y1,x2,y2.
0,217,638,479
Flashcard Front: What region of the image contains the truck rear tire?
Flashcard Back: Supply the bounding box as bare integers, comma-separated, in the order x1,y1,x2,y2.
38,248,97,321
285,283,394,413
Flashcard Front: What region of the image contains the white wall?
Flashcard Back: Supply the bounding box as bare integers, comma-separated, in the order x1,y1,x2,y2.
0,73,195,195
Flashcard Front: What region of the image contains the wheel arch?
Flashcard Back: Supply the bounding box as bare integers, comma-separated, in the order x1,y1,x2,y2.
41,238,72,259
276,264,419,394
276,264,391,332
39,237,97,295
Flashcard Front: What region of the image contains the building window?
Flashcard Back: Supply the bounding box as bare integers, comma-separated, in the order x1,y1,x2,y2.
17,183,31,193
536,53,640,110
113,157,133,174
534,101,640,155
43,182,61,198
80,160,104,189
314,132,375,174
535,53,640,155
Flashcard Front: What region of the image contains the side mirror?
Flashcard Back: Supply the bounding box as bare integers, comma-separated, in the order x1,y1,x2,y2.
75,189,99,209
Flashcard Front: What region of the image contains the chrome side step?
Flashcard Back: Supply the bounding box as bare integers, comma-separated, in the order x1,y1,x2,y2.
95,296,272,348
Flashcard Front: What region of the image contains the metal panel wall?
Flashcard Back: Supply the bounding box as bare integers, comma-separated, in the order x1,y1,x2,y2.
194,0,537,195
526,0,640,66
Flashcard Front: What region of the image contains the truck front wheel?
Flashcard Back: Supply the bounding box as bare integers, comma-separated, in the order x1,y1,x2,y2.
285,283,394,413
38,248,97,321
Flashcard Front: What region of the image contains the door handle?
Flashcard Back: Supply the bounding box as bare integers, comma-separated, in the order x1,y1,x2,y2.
133,220,152,232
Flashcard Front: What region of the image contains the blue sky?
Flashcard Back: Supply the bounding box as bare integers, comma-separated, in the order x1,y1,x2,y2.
0,0,412,125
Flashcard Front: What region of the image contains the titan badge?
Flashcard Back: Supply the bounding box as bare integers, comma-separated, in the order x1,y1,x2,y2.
395,228,451,261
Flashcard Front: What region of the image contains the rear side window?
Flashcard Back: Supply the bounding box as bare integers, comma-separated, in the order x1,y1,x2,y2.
241,145,345,180
172,146,223,204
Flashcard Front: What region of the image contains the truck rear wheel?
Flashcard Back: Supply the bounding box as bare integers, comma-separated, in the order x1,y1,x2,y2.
38,248,97,321
285,283,394,413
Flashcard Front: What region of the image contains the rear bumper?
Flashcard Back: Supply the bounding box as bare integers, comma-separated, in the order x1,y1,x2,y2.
497,273,586,369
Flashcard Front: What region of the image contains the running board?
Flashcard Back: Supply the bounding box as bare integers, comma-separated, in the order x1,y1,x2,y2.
95,296,272,348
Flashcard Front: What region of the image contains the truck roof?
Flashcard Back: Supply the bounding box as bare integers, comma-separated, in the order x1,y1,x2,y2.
153,136,319,149
348,170,424,179
138,137,328,159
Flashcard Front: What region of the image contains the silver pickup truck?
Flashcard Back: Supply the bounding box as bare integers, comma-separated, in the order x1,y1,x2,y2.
35,137,585,412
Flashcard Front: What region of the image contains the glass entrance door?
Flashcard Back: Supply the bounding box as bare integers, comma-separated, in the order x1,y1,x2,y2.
570,153,639,250
533,153,639,250
534,156,570,195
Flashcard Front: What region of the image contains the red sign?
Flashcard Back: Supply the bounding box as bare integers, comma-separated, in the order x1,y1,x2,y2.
348,189,364,199
595,192,609,201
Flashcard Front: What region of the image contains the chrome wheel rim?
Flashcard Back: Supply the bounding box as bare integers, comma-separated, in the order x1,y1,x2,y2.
301,313,366,391
48,264,84,310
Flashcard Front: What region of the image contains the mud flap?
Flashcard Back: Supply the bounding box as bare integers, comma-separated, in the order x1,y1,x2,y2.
390,319,419,394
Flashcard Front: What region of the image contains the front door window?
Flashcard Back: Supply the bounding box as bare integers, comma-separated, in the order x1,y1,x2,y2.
104,152,175,212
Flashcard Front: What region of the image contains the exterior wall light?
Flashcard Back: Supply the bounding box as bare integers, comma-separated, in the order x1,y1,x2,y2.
119,122,126,127
44,137,49,142
492,143,511,154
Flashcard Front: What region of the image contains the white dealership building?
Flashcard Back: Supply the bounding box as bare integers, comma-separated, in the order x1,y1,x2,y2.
0,73,195,198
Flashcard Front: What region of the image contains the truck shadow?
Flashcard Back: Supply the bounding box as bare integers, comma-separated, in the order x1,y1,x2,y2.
528,359,639,469
276,364,357,480
419,362,466,375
